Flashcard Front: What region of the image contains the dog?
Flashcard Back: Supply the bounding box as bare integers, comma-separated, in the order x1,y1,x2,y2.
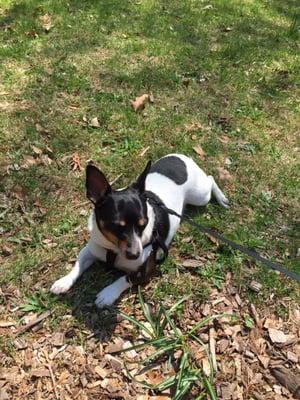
50,154,229,307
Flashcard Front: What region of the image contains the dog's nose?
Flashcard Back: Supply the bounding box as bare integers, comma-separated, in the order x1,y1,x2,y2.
125,251,140,260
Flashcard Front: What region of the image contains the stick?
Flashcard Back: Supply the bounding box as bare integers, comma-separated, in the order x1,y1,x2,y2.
43,350,59,400
16,310,53,336
209,327,217,372
47,363,59,400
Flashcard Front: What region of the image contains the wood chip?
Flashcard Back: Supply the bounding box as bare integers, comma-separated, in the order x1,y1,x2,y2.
14,338,27,350
182,259,202,268
258,355,270,369
94,366,109,379
0,320,15,328
31,368,51,378
268,328,294,344
209,327,217,371
249,280,262,292
202,358,211,377
287,351,298,363
51,332,64,347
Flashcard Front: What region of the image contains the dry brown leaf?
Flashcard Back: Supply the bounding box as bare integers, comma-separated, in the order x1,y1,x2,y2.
131,94,149,112
193,145,205,157
70,152,83,171
216,167,232,181
219,135,230,144
90,117,100,128
40,13,53,32
31,145,43,155
207,234,219,245
182,259,202,268
22,155,37,169
40,154,52,166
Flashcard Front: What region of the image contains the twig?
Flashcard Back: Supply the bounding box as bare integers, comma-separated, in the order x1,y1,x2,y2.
43,350,59,400
139,146,150,157
46,362,59,400
16,310,53,336
110,173,123,186
209,327,217,372
249,303,262,328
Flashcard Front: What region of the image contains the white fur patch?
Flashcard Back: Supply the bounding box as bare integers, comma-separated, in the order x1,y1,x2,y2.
95,276,131,308
50,275,74,294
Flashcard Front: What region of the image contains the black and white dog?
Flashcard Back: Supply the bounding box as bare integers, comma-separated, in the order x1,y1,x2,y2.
50,154,229,307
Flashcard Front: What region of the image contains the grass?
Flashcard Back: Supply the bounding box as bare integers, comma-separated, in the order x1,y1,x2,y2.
1,0,299,340
116,288,223,399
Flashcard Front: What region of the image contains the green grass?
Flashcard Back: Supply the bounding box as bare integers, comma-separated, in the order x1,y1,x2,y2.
117,288,223,399
1,0,299,332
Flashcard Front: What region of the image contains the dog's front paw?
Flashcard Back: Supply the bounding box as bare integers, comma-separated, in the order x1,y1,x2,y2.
95,286,119,308
50,276,73,295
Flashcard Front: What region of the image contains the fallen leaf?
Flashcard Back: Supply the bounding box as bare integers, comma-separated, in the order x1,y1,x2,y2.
219,135,229,144
22,155,37,169
40,154,52,166
207,234,219,245
31,145,43,155
70,152,83,171
268,328,294,344
182,259,202,268
131,94,149,112
90,117,100,128
40,13,53,32
216,167,232,181
193,145,205,157
35,123,48,134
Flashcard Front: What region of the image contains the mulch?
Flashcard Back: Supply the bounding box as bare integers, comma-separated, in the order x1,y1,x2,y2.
0,273,299,400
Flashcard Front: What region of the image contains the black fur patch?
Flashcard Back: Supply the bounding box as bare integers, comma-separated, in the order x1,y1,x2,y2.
145,191,170,242
150,156,187,185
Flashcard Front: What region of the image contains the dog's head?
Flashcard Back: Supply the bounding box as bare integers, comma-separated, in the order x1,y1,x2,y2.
86,161,152,260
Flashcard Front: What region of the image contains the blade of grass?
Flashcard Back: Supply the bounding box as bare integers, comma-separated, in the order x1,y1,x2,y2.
203,376,217,400
188,314,227,335
118,310,154,338
138,286,156,332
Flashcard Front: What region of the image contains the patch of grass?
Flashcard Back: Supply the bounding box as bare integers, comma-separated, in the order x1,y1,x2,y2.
117,288,225,399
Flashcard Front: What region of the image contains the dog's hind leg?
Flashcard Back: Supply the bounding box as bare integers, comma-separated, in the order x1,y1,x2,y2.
50,246,96,294
186,175,229,208
209,176,229,208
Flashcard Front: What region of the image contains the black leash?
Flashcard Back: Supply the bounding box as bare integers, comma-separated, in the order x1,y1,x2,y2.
144,192,300,283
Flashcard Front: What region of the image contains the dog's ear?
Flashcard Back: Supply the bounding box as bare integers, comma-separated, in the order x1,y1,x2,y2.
132,160,152,193
86,164,111,204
